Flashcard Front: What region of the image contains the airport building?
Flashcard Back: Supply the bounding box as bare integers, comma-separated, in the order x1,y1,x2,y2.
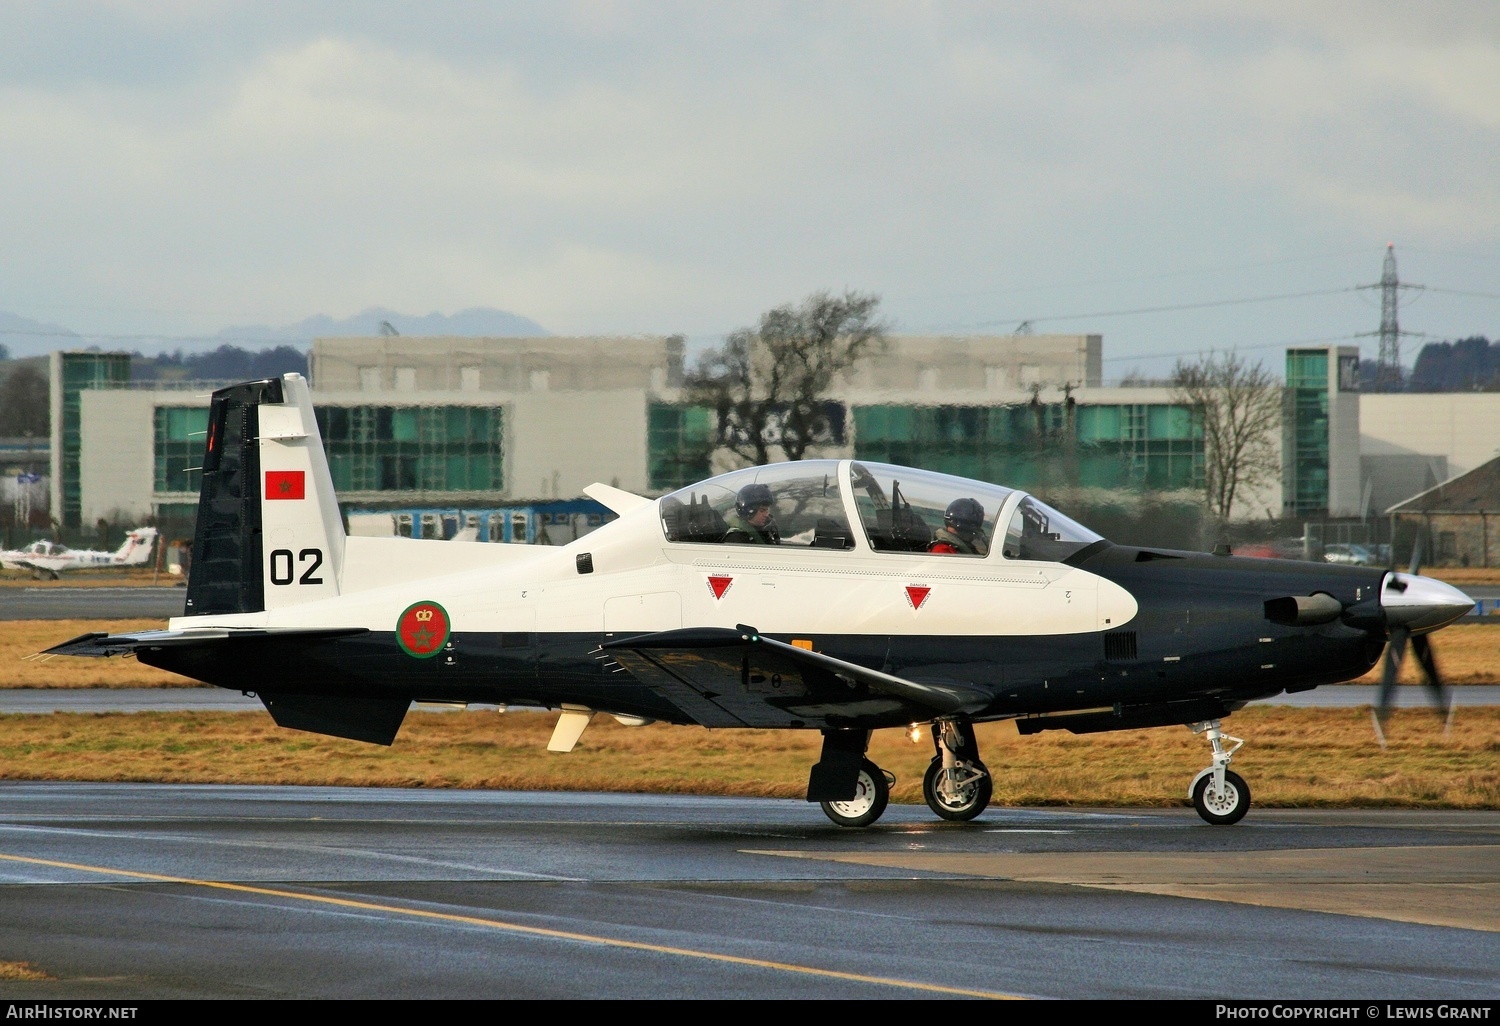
42,333,1500,561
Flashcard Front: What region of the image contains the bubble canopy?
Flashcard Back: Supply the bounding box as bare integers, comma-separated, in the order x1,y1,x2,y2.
657,459,1105,563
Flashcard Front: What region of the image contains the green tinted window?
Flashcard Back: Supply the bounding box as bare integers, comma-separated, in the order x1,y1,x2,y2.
313,404,504,494
648,403,714,491
153,406,211,493
852,403,1204,494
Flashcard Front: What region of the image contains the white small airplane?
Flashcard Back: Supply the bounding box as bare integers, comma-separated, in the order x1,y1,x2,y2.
47,374,1474,827
2,527,158,580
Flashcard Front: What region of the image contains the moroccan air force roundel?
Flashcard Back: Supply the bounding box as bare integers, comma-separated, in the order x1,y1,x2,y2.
397,600,451,658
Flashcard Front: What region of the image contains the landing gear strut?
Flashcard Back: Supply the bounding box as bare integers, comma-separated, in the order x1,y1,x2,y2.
812,729,893,828
922,719,992,822
1187,719,1250,825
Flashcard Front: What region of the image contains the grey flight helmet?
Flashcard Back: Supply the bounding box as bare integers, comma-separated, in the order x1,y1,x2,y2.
736,482,774,516
944,497,984,538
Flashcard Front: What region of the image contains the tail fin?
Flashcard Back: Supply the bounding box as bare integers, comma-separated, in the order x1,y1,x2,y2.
185,373,345,616
113,527,158,566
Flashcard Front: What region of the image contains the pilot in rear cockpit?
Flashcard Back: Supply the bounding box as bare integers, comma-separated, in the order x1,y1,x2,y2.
927,498,987,556
722,483,781,544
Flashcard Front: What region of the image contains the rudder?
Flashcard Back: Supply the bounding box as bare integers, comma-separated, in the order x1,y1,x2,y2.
185,373,344,616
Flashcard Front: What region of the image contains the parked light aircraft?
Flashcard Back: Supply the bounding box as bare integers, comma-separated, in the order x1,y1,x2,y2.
47,375,1474,826
2,528,158,580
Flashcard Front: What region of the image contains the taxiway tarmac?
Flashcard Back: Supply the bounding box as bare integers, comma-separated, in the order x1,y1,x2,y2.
0,783,1494,999
0,584,185,620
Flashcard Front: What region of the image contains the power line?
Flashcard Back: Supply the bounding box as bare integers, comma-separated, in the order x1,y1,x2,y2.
1100,333,1365,364
895,249,1366,305
1423,286,1500,301
0,326,305,348
945,286,1360,332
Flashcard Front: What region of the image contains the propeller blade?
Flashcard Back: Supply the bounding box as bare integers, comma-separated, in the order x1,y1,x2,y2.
1408,533,1424,577
1409,633,1451,728
1375,625,1409,736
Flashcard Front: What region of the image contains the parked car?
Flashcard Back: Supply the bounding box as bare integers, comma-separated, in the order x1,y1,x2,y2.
1323,543,1376,566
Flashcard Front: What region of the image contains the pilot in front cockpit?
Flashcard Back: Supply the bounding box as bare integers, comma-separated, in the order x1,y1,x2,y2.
722,483,781,545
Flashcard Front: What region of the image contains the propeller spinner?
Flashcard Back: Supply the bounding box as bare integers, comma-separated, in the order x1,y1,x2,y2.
1372,569,1473,744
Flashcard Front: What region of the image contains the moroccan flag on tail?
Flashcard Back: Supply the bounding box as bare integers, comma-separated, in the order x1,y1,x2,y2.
265,470,306,500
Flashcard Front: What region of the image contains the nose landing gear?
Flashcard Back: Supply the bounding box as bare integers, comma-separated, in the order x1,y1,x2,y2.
922,719,993,822
1187,719,1250,825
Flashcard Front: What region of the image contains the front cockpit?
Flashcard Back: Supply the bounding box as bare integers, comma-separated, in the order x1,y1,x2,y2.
657,459,1104,563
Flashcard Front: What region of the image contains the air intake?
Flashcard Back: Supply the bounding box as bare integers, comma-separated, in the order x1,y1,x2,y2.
1103,631,1138,661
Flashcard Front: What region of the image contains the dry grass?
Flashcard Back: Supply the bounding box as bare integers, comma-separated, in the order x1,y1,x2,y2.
1350,621,1500,684
0,961,53,981
0,568,182,588
0,706,1493,809
3,620,193,688
1426,568,1500,587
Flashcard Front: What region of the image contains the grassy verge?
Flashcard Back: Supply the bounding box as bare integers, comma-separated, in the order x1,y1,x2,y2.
4,621,194,687
0,706,1493,809
0,569,183,589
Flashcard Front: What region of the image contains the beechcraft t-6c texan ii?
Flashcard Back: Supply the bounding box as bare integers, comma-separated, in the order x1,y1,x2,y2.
47,373,1475,827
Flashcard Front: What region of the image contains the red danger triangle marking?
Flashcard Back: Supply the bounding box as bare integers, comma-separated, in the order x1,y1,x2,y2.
906,585,931,609
708,575,733,600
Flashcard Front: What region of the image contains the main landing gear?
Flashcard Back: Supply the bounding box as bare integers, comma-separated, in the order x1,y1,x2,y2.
819,759,893,828
1187,719,1250,825
812,719,995,828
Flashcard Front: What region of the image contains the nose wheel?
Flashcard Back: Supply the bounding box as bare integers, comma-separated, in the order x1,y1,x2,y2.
1191,768,1250,825
1188,719,1250,825
921,719,993,822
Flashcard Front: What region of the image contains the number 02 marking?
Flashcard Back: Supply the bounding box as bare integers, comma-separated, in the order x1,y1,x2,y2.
270,548,324,585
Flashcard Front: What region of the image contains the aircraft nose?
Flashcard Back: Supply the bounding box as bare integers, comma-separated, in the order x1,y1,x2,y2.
1381,573,1475,634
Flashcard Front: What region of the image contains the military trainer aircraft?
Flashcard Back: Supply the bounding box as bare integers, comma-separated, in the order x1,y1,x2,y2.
2,527,158,580
46,374,1475,827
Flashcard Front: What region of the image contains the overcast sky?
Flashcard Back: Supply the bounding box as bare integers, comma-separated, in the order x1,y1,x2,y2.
0,1,1496,378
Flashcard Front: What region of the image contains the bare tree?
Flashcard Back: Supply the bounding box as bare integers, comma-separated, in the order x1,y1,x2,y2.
0,363,48,437
686,290,888,465
1170,352,1283,523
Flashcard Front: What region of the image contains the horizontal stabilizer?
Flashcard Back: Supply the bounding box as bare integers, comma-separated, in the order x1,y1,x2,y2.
44,626,369,658
583,482,652,515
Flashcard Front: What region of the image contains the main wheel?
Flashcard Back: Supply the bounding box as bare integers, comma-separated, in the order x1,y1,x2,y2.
1192,769,1250,825
820,759,890,828
922,757,993,821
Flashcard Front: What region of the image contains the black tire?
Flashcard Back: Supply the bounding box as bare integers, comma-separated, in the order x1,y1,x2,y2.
1192,769,1250,826
922,756,993,822
820,758,890,828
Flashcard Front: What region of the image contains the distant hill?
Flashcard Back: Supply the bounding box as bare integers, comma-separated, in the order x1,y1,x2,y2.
1358,337,1500,392
215,306,549,345
131,345,310,384
1408,336,1500,392
0,306,547,359
0,312,79,358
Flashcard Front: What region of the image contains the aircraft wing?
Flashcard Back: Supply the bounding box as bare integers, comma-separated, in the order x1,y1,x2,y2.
599,624,990,728
43,626,370,658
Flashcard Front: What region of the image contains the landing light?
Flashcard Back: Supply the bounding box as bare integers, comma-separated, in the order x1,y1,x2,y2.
906,723,922,744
